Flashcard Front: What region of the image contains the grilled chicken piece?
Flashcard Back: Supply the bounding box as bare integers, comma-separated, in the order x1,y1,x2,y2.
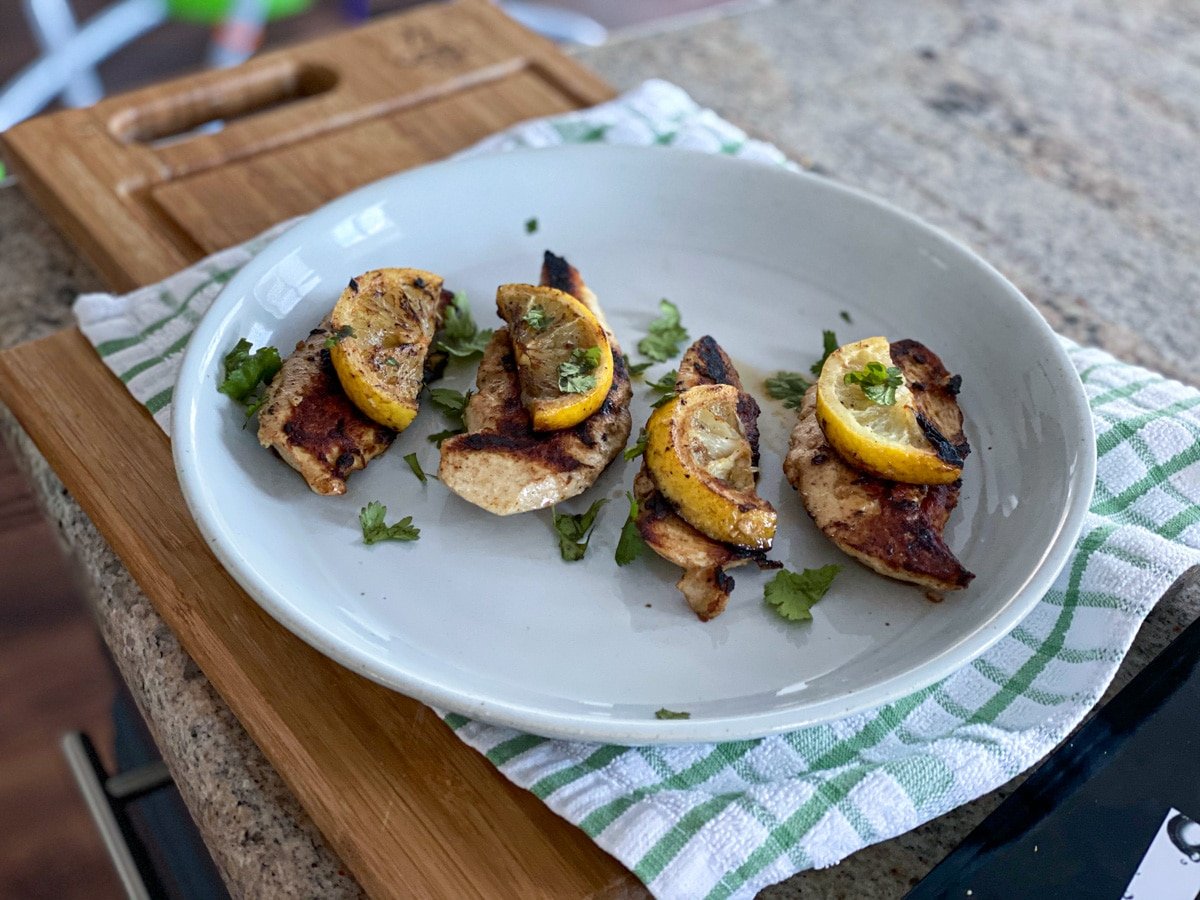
784,339,974,594
257,319,396,495
635,336,777,620
437,253,632,515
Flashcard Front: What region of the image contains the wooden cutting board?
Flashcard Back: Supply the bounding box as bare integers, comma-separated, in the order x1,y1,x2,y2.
0,2,644,895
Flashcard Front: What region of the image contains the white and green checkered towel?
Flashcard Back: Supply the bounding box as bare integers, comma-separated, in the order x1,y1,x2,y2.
74,81,1200,899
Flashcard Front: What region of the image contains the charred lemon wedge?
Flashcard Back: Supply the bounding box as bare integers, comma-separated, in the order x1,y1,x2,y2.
496,283,614,432
644,383,777,550
329,268,444,431
815,335,963,484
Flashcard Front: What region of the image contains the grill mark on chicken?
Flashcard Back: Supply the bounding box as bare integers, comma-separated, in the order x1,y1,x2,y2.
635,336,776,620
784,339,974,593
257,319,395,495
437,256,632,515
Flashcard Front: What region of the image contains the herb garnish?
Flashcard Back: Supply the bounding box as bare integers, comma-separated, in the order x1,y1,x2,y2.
359,501,420,544
552,499,607,561
403,452,428,484
844,362,903,405
436,292,493,359
655,708,691,720
764,564,841,622
217,338,282,419
615,492,646,566
624,427,648,461
637,299,688,362
558,346,602,394
525,217,539,234
627,360,653,378
840,310,853,324
385,357,399,367
524,305,548,330
646,369,677,397
811,329,839,377
324,324,355,348
426,387,471,445
765,371,811,409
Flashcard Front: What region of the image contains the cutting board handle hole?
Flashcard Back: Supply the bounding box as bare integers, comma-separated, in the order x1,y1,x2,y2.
107,62,339,148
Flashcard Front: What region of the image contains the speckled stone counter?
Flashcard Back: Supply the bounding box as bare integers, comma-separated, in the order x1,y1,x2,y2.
3,1,1199,896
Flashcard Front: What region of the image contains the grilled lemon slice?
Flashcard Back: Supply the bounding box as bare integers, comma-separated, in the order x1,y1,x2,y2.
329,268,444,431
815,335,963,484
496,284,614,432
645,383,777,549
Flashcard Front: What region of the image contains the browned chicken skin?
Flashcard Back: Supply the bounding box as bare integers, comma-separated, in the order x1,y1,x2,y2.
783,339,974,594
635,336,778,620
256,319,396,495
437,253,632,515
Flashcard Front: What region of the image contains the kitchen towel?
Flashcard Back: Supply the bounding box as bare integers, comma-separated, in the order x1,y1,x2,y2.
74,80,1200,899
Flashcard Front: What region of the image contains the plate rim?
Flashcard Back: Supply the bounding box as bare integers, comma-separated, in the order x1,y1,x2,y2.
172,144,1097,744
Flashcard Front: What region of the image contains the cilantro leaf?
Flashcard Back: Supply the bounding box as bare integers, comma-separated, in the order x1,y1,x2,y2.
427,428,462,447
524,305,548,330
764,564,841,622
551,498,608,561
637,299,688,362
655,708,691,720
624,427,648,461
844,362,904,405
810,330,839,377
615,492,646,566
429,387,469,421
627,360,653,378
218,338,282,402
403,452,428,484
525,217,539,234
646,369,678,397
436,292,493,359
840,310,853,324
558,346,602,394
359,501,420,545
765,371,811,409
426,387,471,444
324,324,354,349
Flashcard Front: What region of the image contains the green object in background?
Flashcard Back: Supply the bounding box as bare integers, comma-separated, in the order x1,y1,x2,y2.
165,0,311,25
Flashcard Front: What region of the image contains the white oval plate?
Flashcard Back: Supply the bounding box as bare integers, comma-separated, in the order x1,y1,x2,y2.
173,145,1094,745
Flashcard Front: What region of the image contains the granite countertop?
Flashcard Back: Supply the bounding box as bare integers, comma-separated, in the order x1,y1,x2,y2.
3,0,1200,896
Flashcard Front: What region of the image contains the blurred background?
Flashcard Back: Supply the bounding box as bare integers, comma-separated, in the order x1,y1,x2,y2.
0,0,758,896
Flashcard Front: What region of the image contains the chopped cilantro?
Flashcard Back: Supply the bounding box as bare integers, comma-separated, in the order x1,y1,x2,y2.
436,292,493,359
627,360,653,378
844,362,904,405
427,428,462,447
426,387,470,444
403,452,428,484
217,338,281,420
385,357,399,367
615,492,646,566
765,371,811,409
811,329,839,377
525,217,539,234
323,324,354,348
359,501,420,545
558,346,602,394
637,299,688,362
624,427,648,461
524,305,548,330
551,498,607,561
655,708,691,720
764,564,841,622
646,369,677,397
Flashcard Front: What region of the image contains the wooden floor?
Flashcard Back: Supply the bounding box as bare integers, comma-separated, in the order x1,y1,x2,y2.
0,440,123,898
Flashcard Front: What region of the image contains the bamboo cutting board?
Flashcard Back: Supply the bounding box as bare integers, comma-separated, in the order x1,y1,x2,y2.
0,2,645,895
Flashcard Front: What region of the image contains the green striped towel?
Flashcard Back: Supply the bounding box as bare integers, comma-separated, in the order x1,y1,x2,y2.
74,81,1200,899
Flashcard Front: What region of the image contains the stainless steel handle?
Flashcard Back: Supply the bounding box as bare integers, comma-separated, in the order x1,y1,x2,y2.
61,730,172,900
